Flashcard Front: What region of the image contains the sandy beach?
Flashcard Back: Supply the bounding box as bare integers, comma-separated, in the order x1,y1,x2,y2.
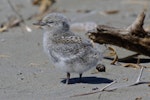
0,0,150,100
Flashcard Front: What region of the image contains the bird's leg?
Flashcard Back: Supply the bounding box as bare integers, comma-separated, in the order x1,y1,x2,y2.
79,73,82,82
66,72,70,84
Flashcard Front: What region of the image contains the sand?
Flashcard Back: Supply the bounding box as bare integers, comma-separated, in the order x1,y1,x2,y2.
0,0,150,100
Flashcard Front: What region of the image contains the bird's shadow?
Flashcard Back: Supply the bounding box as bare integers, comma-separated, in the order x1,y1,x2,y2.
61,76,113,84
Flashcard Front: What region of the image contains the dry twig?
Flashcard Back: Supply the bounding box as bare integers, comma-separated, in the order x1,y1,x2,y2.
7,0,32,32
70,80,117,97
122,63,142,69
107,46,118,65
32,0,55,14
0,25,7,32
0,16,22,33
0,54,10,58
71,66,149,97
87,11,150,56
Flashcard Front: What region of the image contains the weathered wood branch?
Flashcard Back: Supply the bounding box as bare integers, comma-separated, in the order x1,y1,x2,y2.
88,11,150,56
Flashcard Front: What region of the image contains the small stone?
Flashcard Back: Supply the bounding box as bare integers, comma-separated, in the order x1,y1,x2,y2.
92,87,98,90
17,72,23,75
96,64,106,72
20,78,24,80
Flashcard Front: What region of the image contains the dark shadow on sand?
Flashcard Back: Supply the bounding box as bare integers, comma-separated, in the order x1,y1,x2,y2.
104,57,150,63
61,76,113,84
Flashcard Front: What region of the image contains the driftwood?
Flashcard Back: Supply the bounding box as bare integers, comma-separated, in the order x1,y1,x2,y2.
87,11,150,56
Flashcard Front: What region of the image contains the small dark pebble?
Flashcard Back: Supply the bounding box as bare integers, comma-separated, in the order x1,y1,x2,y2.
20,78,24,80
37,42,40,46
92,87,99,90
96,64,106,72
76,9,91,13
17,72,22,75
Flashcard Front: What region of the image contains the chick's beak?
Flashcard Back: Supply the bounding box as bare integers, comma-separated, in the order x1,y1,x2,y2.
33,21,46,26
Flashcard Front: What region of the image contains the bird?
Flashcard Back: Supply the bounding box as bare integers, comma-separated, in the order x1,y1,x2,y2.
34,13,102,84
